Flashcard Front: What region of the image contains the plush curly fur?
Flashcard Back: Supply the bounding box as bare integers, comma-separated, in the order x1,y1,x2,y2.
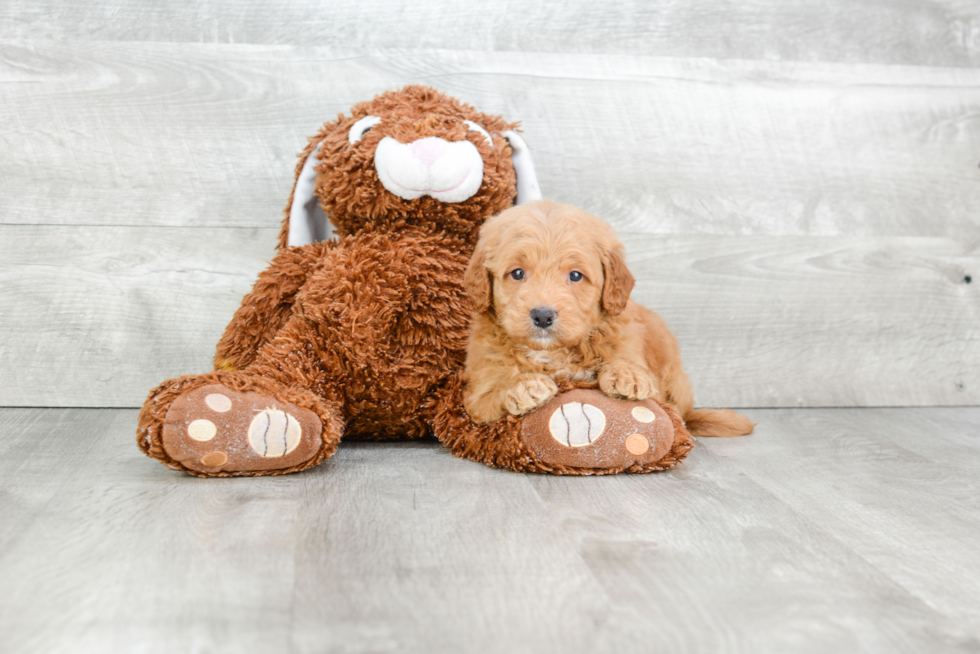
277,86,518,250
137,86,701,477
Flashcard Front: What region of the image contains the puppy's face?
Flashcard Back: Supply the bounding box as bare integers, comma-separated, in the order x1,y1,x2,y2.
465,201,635,350
491,221,605,349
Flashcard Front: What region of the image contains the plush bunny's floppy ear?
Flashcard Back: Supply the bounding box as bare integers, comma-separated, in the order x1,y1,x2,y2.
283,128,542,249
284,141,334,248
502,131,542,205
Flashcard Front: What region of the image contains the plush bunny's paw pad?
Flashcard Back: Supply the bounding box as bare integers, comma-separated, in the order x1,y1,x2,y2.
161,384,322,474
520,388,676,471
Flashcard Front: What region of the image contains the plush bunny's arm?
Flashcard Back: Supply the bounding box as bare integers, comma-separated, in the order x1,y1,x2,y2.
213,241,333,371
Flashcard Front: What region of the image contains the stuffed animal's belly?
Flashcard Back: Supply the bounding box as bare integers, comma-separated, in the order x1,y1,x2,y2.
300,231,472,437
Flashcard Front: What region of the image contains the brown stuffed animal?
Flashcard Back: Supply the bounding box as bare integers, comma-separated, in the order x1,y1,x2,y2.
136,85,693,477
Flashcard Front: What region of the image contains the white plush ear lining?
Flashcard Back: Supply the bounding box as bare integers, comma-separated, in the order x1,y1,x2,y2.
501,130,542,205
287,141,334,247
464,120,493,146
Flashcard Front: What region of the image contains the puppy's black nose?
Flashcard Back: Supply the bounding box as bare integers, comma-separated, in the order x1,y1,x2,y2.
530,307,557,329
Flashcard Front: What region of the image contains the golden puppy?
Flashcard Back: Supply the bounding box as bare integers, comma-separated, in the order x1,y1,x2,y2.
463,200,754,438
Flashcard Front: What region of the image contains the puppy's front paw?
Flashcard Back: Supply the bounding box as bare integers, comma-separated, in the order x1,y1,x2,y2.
599,363,658,400
505,375,559,416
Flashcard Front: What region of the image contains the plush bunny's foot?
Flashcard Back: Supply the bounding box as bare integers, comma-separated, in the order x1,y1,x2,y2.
430,377,693,475
138,373,343,477
161,384,323,474
519,388,683,471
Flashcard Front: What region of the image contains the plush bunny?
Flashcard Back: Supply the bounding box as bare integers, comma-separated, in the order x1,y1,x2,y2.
137,86,692,477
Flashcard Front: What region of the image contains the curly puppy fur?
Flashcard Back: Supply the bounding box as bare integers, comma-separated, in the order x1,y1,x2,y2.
463,200,754,438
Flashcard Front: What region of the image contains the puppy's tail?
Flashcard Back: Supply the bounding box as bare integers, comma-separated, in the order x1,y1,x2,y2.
685,408,755,438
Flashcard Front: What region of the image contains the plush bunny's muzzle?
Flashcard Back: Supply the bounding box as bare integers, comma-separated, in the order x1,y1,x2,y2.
375,136,485,203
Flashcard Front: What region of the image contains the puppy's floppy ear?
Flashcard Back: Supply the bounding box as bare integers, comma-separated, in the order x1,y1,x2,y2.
464,239,493,313
601,243,635,316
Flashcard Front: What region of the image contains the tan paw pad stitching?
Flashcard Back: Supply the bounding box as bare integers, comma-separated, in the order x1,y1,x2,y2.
200,451,228,467
631,406,656,423
549,402,606,448
187,419,217,442
625,433,650,455
205,393,233,413
248,409,302,458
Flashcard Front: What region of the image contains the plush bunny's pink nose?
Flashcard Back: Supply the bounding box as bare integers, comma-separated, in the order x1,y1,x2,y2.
409,137,449,167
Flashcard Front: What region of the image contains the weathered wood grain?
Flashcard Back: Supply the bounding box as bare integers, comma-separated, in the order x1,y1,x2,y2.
526,406,980,653
703,408,980,626
2,0,979,68
2,407,979,653
627,234,980,408
0,225,277,407
3,42,979,240
1,225,975,408
0,408,305,653
288,442,611,654
2,6,978,411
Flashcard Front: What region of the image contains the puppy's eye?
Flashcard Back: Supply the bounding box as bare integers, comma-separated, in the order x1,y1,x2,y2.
348,115,381,145
569,271,584,282
510,269,525,281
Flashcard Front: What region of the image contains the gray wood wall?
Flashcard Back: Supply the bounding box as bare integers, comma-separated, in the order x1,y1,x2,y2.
2,1,978,408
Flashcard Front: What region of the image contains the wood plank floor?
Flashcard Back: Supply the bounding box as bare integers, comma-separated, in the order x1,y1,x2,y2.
2,407,978,653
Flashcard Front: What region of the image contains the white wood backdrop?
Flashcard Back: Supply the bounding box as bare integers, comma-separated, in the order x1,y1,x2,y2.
1,1,978,408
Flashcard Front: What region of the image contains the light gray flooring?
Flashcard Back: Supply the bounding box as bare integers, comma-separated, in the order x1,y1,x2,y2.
2,407,979,653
